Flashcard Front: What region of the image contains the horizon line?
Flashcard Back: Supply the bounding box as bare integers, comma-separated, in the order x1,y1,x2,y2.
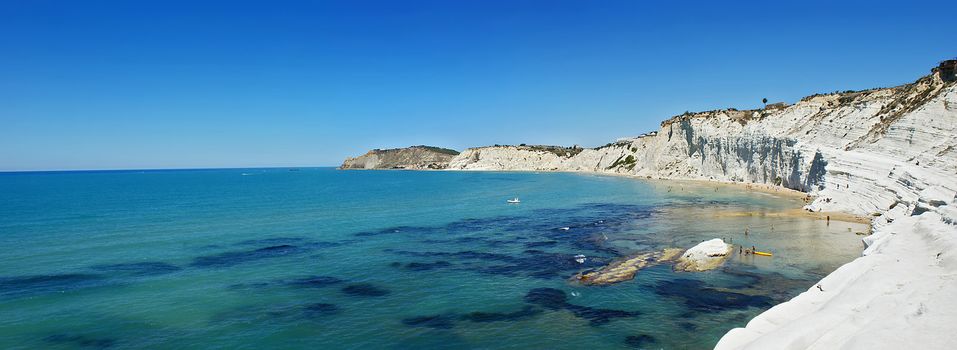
0,165,341,174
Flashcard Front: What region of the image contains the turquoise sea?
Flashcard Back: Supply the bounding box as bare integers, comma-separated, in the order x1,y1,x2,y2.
0,168,867,349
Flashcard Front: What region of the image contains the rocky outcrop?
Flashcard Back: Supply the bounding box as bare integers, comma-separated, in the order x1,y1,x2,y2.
673,239,733,272
340,146,459,170
573,248,683,286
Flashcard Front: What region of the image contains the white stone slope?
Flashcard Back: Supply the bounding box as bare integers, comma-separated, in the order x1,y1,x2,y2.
716,212,957,349
447,67,957,349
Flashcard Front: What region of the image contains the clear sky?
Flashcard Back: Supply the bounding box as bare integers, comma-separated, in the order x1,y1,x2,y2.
2,0,954,171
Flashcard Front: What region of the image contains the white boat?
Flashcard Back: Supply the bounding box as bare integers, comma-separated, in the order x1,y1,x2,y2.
574,254,587,264
506,198,521,204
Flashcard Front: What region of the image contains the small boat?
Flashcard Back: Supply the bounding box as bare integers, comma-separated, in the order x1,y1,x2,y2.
753,251,773,257
574,254,587,264
506,198,521,204
558,227,570,231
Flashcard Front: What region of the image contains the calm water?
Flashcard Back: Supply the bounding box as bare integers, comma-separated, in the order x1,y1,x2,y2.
0,168,866,349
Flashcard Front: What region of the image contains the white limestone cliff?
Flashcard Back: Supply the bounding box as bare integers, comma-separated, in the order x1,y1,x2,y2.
445,62,957,349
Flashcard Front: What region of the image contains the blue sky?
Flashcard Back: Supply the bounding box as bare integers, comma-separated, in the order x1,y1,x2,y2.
2,0,954,171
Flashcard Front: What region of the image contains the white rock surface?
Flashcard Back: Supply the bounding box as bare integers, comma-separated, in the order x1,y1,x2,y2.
445,66,957,349
674,238,733,272
716,212,957,349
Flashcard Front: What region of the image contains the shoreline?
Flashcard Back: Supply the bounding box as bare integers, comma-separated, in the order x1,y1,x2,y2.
439,167,874,227
443,167,897,348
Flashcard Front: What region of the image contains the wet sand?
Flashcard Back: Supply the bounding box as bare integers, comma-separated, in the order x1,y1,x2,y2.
591,172,871,228
712,208,871,226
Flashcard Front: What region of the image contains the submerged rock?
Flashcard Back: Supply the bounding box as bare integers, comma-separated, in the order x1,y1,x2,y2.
341,283,391,297
401,314,456,329
674,239,732,272
523,288,568,310
44,333,116,349
523,288,639,325
624,334,657,348
573,248,683,285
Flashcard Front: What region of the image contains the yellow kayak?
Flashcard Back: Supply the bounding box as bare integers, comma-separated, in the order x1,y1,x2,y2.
753,251,773,257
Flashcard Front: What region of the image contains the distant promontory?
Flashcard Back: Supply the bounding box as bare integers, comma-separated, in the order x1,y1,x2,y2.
339,145,459,170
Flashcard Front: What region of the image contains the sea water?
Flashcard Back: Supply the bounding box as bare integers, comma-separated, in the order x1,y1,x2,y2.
0,168,866,349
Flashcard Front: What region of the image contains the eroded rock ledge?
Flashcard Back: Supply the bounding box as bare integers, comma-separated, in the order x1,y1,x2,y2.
573,248,683,286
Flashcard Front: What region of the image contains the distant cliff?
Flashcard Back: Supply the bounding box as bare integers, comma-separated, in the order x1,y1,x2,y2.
340,146,459,170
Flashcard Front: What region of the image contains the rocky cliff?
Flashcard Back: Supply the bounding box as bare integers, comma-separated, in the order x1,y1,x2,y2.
443,62,957,349
448,63,957,219
340,146,459,170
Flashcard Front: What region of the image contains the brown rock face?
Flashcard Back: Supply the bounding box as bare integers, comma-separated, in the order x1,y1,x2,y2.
933,59,957,82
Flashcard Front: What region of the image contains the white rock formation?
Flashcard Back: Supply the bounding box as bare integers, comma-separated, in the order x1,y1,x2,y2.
674,238,733,272
716,212,957,349
445,62,957,349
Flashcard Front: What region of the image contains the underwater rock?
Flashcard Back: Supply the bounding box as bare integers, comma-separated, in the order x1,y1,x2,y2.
301,303,340,318
235,237,305,246
91,262,181,276
524,241,559,248
341,283,390,297
0,273,103,298
565,304,640,326
402,261,452,271
287,276,344,288
401,314,456,329
653,279,774,312
624,334,657,348
44,333,116,349
573,248,683,285
460,306,543,323
355,225,437,237
190,244,302,268
523,288,568,310
524,288,638,325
